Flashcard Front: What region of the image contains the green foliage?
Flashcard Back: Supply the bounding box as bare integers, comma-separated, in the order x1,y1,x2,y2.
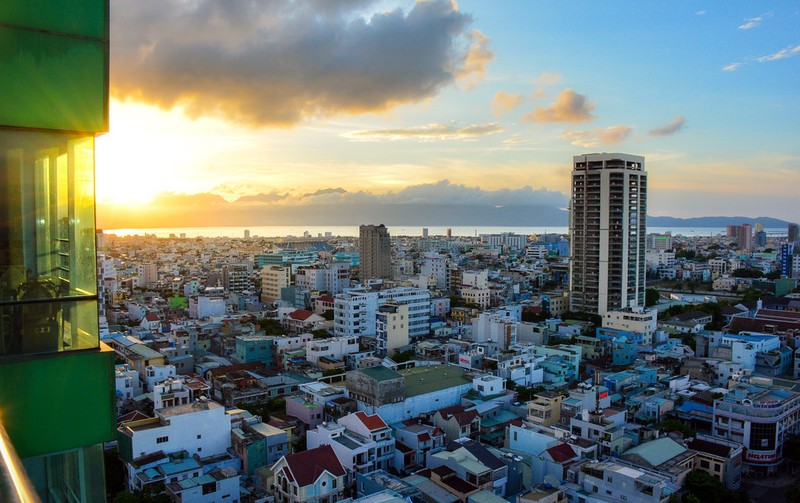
659,417,696,438
764,270,781,280
786,485,800,503
113,484,169,503
321,309,335,321
311,329,331,339
684,470,724,503
239,398,286,419
645,288,660,307
393,349,416,363
513,385,547,402
322,368,344,377
731,268,763,278
258,318,285,335
104,447,126,500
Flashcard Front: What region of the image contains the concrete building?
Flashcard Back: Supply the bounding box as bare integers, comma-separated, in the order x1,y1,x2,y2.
236,334,275,365
263,265,292,303
335,286,431,340
376,302,410,357
603,307,657,337
224,263,251,293
712,382,800,474
305,336,359,368
346,366,406,408
117,398,232,491
687,434,744,489
566,460,677,503
569,153,647,315
360,224,392,282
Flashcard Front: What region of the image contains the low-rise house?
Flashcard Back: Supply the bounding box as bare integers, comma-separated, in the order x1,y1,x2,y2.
272,445,347,503
307,411,395,474
165,466,240,503
433,405,481,443
687,434,744,490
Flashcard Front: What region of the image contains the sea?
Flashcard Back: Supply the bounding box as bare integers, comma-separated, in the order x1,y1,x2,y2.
100,225,782,239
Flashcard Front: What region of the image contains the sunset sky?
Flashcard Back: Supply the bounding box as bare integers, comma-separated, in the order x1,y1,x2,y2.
96,0,800,222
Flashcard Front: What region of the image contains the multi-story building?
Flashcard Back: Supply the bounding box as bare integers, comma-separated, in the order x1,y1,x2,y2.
687,434,744,490
307,411,395,474
334,286,431,339
0,4,116,498
295,262,352,296
712,382,800,474
789,223,799,243
262,265,292,303
376,301,410,357
224,263,252,293
569,153,647,315
359,224,392,282
117,398,233,491
603,306,657,337
305,336,359,367
566,460,677,503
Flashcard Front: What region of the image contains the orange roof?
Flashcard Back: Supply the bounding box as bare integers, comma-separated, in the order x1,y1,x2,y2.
355,411,388,431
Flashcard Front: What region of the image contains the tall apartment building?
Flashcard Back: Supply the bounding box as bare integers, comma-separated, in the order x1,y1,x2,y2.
359,224,392,282
262,265,292,302
569,153,647,315
0,1,116,500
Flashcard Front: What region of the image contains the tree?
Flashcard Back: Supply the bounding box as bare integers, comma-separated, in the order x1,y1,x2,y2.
257,318,284,335
321,309,335,321
786,485,800,503
392,349,416,363
659,417,696,438
731,268,763,278
645,288,660,307
684,470,724,503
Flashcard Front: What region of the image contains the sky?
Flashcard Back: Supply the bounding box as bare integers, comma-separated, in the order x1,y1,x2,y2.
95,0,800,224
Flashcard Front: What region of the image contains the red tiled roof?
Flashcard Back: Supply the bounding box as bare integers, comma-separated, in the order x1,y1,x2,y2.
418,432,431,442
318,295,335,303
355,411,388,431
144,313,160,322
688,438,732,458
289,309,316,321
546,443,577,464
283,445,345,487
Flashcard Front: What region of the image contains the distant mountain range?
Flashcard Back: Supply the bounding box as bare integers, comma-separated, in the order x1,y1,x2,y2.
96,194,796,229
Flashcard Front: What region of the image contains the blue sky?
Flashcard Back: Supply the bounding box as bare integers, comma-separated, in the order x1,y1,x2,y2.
96,0,799,221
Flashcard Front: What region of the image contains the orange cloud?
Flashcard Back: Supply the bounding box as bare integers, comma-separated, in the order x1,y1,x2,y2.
491,91,523,116
560,125,633,147
649,115,685,136
523,88,595,123
458,30,494,89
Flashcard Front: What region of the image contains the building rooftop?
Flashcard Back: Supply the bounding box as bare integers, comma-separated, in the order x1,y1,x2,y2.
358,366,404,382
622,437,687,468
400,366,472,397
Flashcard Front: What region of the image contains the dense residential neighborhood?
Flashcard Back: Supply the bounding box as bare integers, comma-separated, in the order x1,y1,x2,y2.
99,220,800,502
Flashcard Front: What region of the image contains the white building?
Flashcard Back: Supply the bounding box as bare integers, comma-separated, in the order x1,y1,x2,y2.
144,364,177,392
570,153,647,315
603,307,657,340
117,398,232,491
462,288,491,309
295,262,351,296
471,311,518,348
188,291,227,319
334,286,431,339
480,233,527,249
307,411,395,474
421,253,450,291
305,336,359,367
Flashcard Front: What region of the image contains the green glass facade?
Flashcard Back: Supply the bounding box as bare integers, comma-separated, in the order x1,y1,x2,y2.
0,1,114,501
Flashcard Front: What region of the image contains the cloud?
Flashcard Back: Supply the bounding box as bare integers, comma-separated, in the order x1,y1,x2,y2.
738,12,771,30
757,43,800,62
534,72,562,86
491,92,524,115
111,0,491,127
723,63,741,72
458,30,494,89
649,116,685,136
695,10,706,16
523,88,595,123
560,125,633,147
344,122,503,141
213,180,569,208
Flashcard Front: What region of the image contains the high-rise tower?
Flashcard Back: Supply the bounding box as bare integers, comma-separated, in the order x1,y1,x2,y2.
359,224,392,282
569,153,647,315
0,0,115,500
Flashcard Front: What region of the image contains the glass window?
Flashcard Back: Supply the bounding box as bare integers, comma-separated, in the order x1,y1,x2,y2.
1,129,99,359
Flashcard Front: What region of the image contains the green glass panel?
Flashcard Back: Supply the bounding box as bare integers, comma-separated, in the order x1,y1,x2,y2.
0,0,106,40
0,345,116,459
22,444,107,503
0,27,107,132
1,129,99,359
